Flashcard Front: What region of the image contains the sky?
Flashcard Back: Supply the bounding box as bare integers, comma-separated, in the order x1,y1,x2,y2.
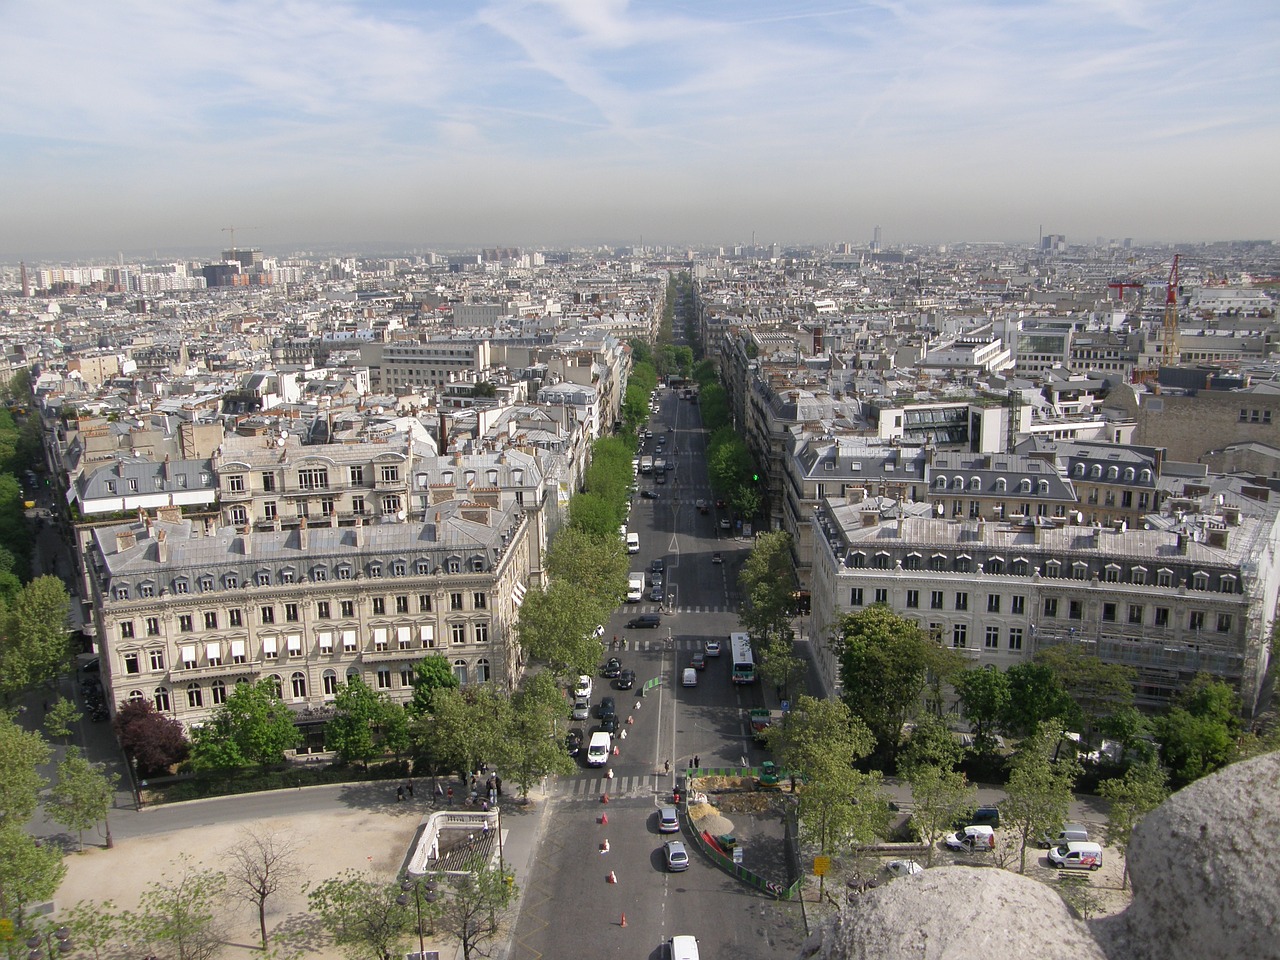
2,0,1278,260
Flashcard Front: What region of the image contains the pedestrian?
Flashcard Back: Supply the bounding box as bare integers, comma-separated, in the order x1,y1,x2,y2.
664,759,671,775
694,755,700,768
495,774,502,796
489,787,497,806
471,774,478,793
447,786,454,806
407,779,414,799
790,774,797,793
396,785,404,802
687,757,694,770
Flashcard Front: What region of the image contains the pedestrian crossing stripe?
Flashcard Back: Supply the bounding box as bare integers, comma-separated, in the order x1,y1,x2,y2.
554,775,657,798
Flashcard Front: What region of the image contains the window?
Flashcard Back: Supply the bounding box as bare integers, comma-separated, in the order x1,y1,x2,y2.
120,621,135,639
987,558,1004,575
955,592,968,612
474,623,489,645
286,633,302,655
256,571,271,587
377,669,392,690
262,637,278,659
874,588,888,604
1189,611,1205,631
392,560,406,576
906,590,920,609
263,502,277,521
417,560,432,576
1102,602,1117,623
369,563,383,579
173,579,190,594
1105,565,1121,583
351,496,365,516
154,687,171,712
211,680,227,705
1157,569,1173,588
381,495,401,514
113,585,131,601
1069,600,1083,621
398,626,413,650
187,683,203,707
260,606,275,625
1217,614,1232,633
1191,573,1208,591
372,597,386,616
420,625,436,648
987,594,1000,613
476,658,491,683
231,640,247,664
930,590,944,610
1043,597,1058,618
177,614,192,632
297,468,329,490
952,624,967,648
373,628,388,652
317,601,331,619
228,475,245,493
205,642,221,667
1045,560,1061,578
850,588,864,607
473,592,487,610
1154,607,1169,627
139,582,155,598
204,611,218,630
285,603,299,623
419,594,433,612
266,674,283,698
1220,576,1237,594
450,592,464,611
985,626,1000,649
929,554,947,571
229,609,243,627
954,556,971,573
149,649,165,671
873,552,891,569
181,645,197,670
291,672,307,698
904,554,922,570
312,566,327,583
146,617,160,636
1072,563,1089,581
1011,595,1025,615
1128,605,1143,625
401,668,415,687
453,659,468,683
225,573,239,589
261,472,276,492
321,497,336,517
342,630,358,653
280,569,295,584
380,464,400,483
349,465,365,485
323,670,339,696
1008,628,1023,651
318,631,334,654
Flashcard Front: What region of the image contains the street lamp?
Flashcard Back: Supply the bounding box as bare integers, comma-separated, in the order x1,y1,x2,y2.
26,927,73,960
398,876,438,958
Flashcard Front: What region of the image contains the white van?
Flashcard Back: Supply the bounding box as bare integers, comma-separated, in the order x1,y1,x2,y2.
1048,841,1103,871
626,532,640,554
627,573,645,602
944,824,995,851
669,935,700,960
682,667,698,687
585,732,612,766
1040,824,1089,848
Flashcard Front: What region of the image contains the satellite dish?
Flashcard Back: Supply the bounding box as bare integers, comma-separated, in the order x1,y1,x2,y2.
276,437,285,447
397,509,407,521
280,431,288,440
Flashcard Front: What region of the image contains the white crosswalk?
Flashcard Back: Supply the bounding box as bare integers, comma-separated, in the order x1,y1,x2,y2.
608,637,728,652
625,604,736,616
553,773,663,800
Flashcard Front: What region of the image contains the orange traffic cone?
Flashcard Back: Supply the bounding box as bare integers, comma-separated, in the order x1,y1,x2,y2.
612,745,620,756
601,792,609,803
600,838,610,853
620,912,627,927
607,870,617,884
599,812,608,825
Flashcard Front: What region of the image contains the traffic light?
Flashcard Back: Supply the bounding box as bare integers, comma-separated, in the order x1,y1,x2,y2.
752,473,759,482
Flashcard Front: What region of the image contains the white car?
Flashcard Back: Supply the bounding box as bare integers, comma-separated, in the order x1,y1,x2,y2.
704,640,721,657
886,859,924,878
593,624,606,640
574,675,592,699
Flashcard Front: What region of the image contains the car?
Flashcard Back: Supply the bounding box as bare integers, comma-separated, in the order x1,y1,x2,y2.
711,551,722,564
602,658,622,678
650,572,664,588
574,675,592,699
719,517,731,530
664,840,690,872
617,669,635,689
658,806,680,833
564,730,583,756
570,697,590,721
669,935,700,960
641,490,659,500
704,640,721,657
628,613,662,628
1048,841,1103,871
715,498,726,509
690,653,706,671
597,714,620,735
886,859,924,878
597,696,617,720
651,558,665,574
667,425,674,432
650,586,664,602
944,825,995,852
593,624,606,640
696,499,707,513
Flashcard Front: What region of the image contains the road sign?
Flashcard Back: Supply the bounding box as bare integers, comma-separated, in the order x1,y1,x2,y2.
813,856,831,877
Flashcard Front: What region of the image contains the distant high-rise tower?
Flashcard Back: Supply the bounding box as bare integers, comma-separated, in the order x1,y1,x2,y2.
872,226,882,253
19,261,29,298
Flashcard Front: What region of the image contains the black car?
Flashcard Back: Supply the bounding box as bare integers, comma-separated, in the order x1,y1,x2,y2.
641,490,659,500
602,658,622,678
597,715,619,735
597,696,617,720
627,613,662,628
617,669,636,690
564,730,583,756
651,558,665,574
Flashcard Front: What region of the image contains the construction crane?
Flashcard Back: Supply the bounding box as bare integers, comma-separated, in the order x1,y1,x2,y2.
1107,280,1144,300
1162,254,1180,366
221,225,256,254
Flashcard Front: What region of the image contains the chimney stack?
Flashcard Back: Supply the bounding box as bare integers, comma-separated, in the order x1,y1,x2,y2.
115,529,137,553
156,529,168,563
298,516,308,551
354,516,364,547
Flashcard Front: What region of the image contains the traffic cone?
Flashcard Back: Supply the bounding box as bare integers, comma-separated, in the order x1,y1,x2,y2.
601,792,609,803
612,745,620,756
607,870,617,884
601,838,610,853
626,715,634,725
599,812,608,825
620,729,627,740
620,912,627,927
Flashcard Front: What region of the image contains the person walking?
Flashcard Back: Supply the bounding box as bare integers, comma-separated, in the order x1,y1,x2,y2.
396,785,404,803
447,785,454,806
664,759,671,775
495,774,502,797
406,780,414,799
694,755,700,768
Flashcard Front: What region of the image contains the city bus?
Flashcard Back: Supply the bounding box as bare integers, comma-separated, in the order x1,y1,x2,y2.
729,632,755,684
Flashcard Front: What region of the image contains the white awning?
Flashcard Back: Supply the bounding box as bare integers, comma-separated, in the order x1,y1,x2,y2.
419,625,435,646
373,627,388,646
180,645,196,663
397,626,412,647
286,633,302,654
230,640,246,658
262,636,278,654
205,642,220,661
511,581,527,608
342,629,357,650
317,631,333,652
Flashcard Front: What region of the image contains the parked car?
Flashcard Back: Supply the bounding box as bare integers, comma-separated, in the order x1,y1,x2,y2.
1048,841,1103,870
886,859,924,878
570,697,590,721
602,658,622,678
944,825,995,852
704,639,721,657
574,675,592,699
696,499,708,514
658,806,680,833
664,840,690,872
617,669,636,690
564,730,583,756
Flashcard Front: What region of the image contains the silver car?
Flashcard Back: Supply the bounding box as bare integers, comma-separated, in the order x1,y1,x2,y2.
658,807,680,833
664,840,689,872
570,697,590,720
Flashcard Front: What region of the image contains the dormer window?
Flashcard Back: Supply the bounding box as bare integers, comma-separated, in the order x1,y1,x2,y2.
280,569,295,584
1090,464,1102,478
224,574,238,589
172,578,190,594
368,563,383,579
114,586,130,601
935,476,948,490
1124,467,1135,482
1139,469,1152,483
416,560,431,575
952,477,965,491
336,565,352,580
392,560,407,577
969,477,981,491
1072,464,1085,478
513,469,524,485
199,576,213,592
1037,480,1049,494
139,582,155,597
256,571,271,587
1019,478,1032,493
1107,466,1119,480
996,477,1008,491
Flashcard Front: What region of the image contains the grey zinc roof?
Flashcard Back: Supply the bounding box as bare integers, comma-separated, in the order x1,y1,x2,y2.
75,458,215,502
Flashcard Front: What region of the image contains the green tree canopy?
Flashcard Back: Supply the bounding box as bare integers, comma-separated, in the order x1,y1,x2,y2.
953,667,1011,753
545,526,628,608
999,662,1078,738
499,673,576,800
0,822,67,933
326,677,409,769
409,655,460,716
412,686,510,780
1035,645,1135,746
46,745,118,851
516,580,608,678
127,856,228,960
1098,757,1169,889
188,679,300,771
898,714,965,774
906,763,976,865
567,492,621,541
0,576,72,703
436,865,518,960
1001,724,1082,873
0,712,51,823
308,869,410,960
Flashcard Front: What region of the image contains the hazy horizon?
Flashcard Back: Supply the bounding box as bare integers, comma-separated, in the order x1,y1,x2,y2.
4,1,1277,262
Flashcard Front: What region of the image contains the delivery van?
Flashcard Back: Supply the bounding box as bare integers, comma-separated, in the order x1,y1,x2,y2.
682,668,698,687
627,573,645,602
1048,841,1103,870
585,732,612,766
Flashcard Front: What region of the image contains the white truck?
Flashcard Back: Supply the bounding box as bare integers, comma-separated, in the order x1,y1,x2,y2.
627,572,645,602
639,456,654,474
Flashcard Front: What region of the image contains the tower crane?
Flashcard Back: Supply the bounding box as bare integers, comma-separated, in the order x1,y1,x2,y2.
1162,255,1180,366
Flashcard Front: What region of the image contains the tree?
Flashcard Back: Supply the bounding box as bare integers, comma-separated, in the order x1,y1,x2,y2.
499,673,575,801
126,856,227,960
226,826,302,951
0,711,51,823
58,899,125,960
739,532,801,694
1035,645,1135,747
1097,704,1155,764
567,492,620,541
326,677,408,770
1001,724,1081,874
952,667,1011,754
307,869,410,960
1098,758,1169,889
113,698,190,776
409,655,459,716
836,606,964,761
999,662,1077,739
188,679,299,772
0,822,66,934
1155,673,1242,784
516,581,607,678
435,865,517,960
898,714,964,773
905,763,976,865
0,576,72,704
46,746,117,851
545,527,628,608
413,686,509,780
43,696,81,744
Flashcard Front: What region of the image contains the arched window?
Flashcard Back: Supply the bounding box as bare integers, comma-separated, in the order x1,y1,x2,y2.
453,659,468,684
1124,467,1135,482
1192,572,1209,591
129,690,145,704
1019,478,1032,493
1090,464,1102,479
1037,480,1049,494
1107,466,1119,480
267,674,283,698
969,476,981,491
997,477,1009,491
935,476,948,490
154,686,171,712
291,672,307,698
323,669,339,696
186,683,202,708
1139,469,1153,483
476,658,491,683
1071,464,1085,478
952,476,965,491
211,680,227,705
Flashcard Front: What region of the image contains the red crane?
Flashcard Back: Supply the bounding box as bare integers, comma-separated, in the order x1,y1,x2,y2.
1107,281,1144,300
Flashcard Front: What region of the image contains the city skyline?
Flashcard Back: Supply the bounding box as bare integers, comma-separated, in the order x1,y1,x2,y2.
4,0,1278,260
